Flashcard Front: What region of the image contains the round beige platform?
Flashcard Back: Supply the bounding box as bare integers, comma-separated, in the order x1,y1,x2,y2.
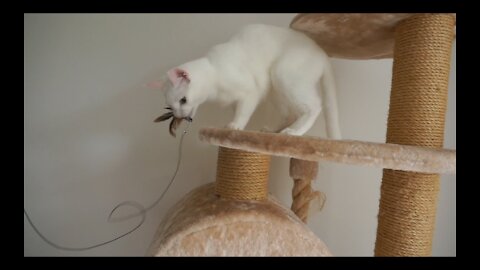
198,127,456,174
147,183,332,256
291,13,455,59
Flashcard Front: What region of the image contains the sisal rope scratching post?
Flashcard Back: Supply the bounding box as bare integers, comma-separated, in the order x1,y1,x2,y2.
289,159,324,223
215,147,271,201
375,14,455,256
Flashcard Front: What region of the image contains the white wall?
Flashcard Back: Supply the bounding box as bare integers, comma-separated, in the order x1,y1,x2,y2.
24,14,456,256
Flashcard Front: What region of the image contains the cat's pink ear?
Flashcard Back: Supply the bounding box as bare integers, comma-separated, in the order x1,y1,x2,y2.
167,68,190,87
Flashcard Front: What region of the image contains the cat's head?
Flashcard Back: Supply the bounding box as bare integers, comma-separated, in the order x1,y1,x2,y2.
147,68,200,121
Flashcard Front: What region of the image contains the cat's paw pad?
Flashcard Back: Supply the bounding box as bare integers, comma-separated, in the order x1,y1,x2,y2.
225,123,242,130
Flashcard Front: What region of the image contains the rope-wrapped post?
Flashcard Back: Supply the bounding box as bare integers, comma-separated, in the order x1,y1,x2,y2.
215,147,271,201
375,14,455,256
289,158,324,223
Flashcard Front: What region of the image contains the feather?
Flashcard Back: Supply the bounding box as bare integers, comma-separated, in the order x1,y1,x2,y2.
154,112,173,122
154,110,185,137
169,118,183,137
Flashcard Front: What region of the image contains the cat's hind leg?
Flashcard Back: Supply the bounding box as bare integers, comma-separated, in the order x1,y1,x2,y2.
271,72,322,136
270,50,325,136
279,105,321,136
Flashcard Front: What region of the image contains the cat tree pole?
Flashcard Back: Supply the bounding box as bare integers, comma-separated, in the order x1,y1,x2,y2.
375,15,455,256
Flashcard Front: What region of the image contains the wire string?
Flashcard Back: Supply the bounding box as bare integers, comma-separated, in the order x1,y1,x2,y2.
24,122,190,251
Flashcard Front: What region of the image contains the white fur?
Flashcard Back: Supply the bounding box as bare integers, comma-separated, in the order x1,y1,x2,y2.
154,24,341,138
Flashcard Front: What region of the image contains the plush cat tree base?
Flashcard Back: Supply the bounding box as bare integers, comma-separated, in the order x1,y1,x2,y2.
147,183,332,256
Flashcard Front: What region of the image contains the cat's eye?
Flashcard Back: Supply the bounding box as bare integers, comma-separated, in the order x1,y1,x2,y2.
180,97,187,105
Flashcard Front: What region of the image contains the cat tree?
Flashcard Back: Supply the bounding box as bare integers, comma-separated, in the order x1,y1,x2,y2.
148,13,456,256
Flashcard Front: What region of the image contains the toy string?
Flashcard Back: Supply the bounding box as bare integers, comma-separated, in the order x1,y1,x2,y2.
24,122,191,251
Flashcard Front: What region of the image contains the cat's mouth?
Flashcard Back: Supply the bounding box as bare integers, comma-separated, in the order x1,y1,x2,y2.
154,107,193,137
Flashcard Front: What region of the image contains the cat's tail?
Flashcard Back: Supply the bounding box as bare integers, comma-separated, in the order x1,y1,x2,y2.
321,62,342,140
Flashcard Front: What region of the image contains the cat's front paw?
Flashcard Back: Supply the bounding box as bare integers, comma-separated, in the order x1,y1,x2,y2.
225,122,243,130
280,127,299,136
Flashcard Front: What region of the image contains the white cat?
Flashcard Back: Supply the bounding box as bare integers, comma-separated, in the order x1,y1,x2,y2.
148,24,341,138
